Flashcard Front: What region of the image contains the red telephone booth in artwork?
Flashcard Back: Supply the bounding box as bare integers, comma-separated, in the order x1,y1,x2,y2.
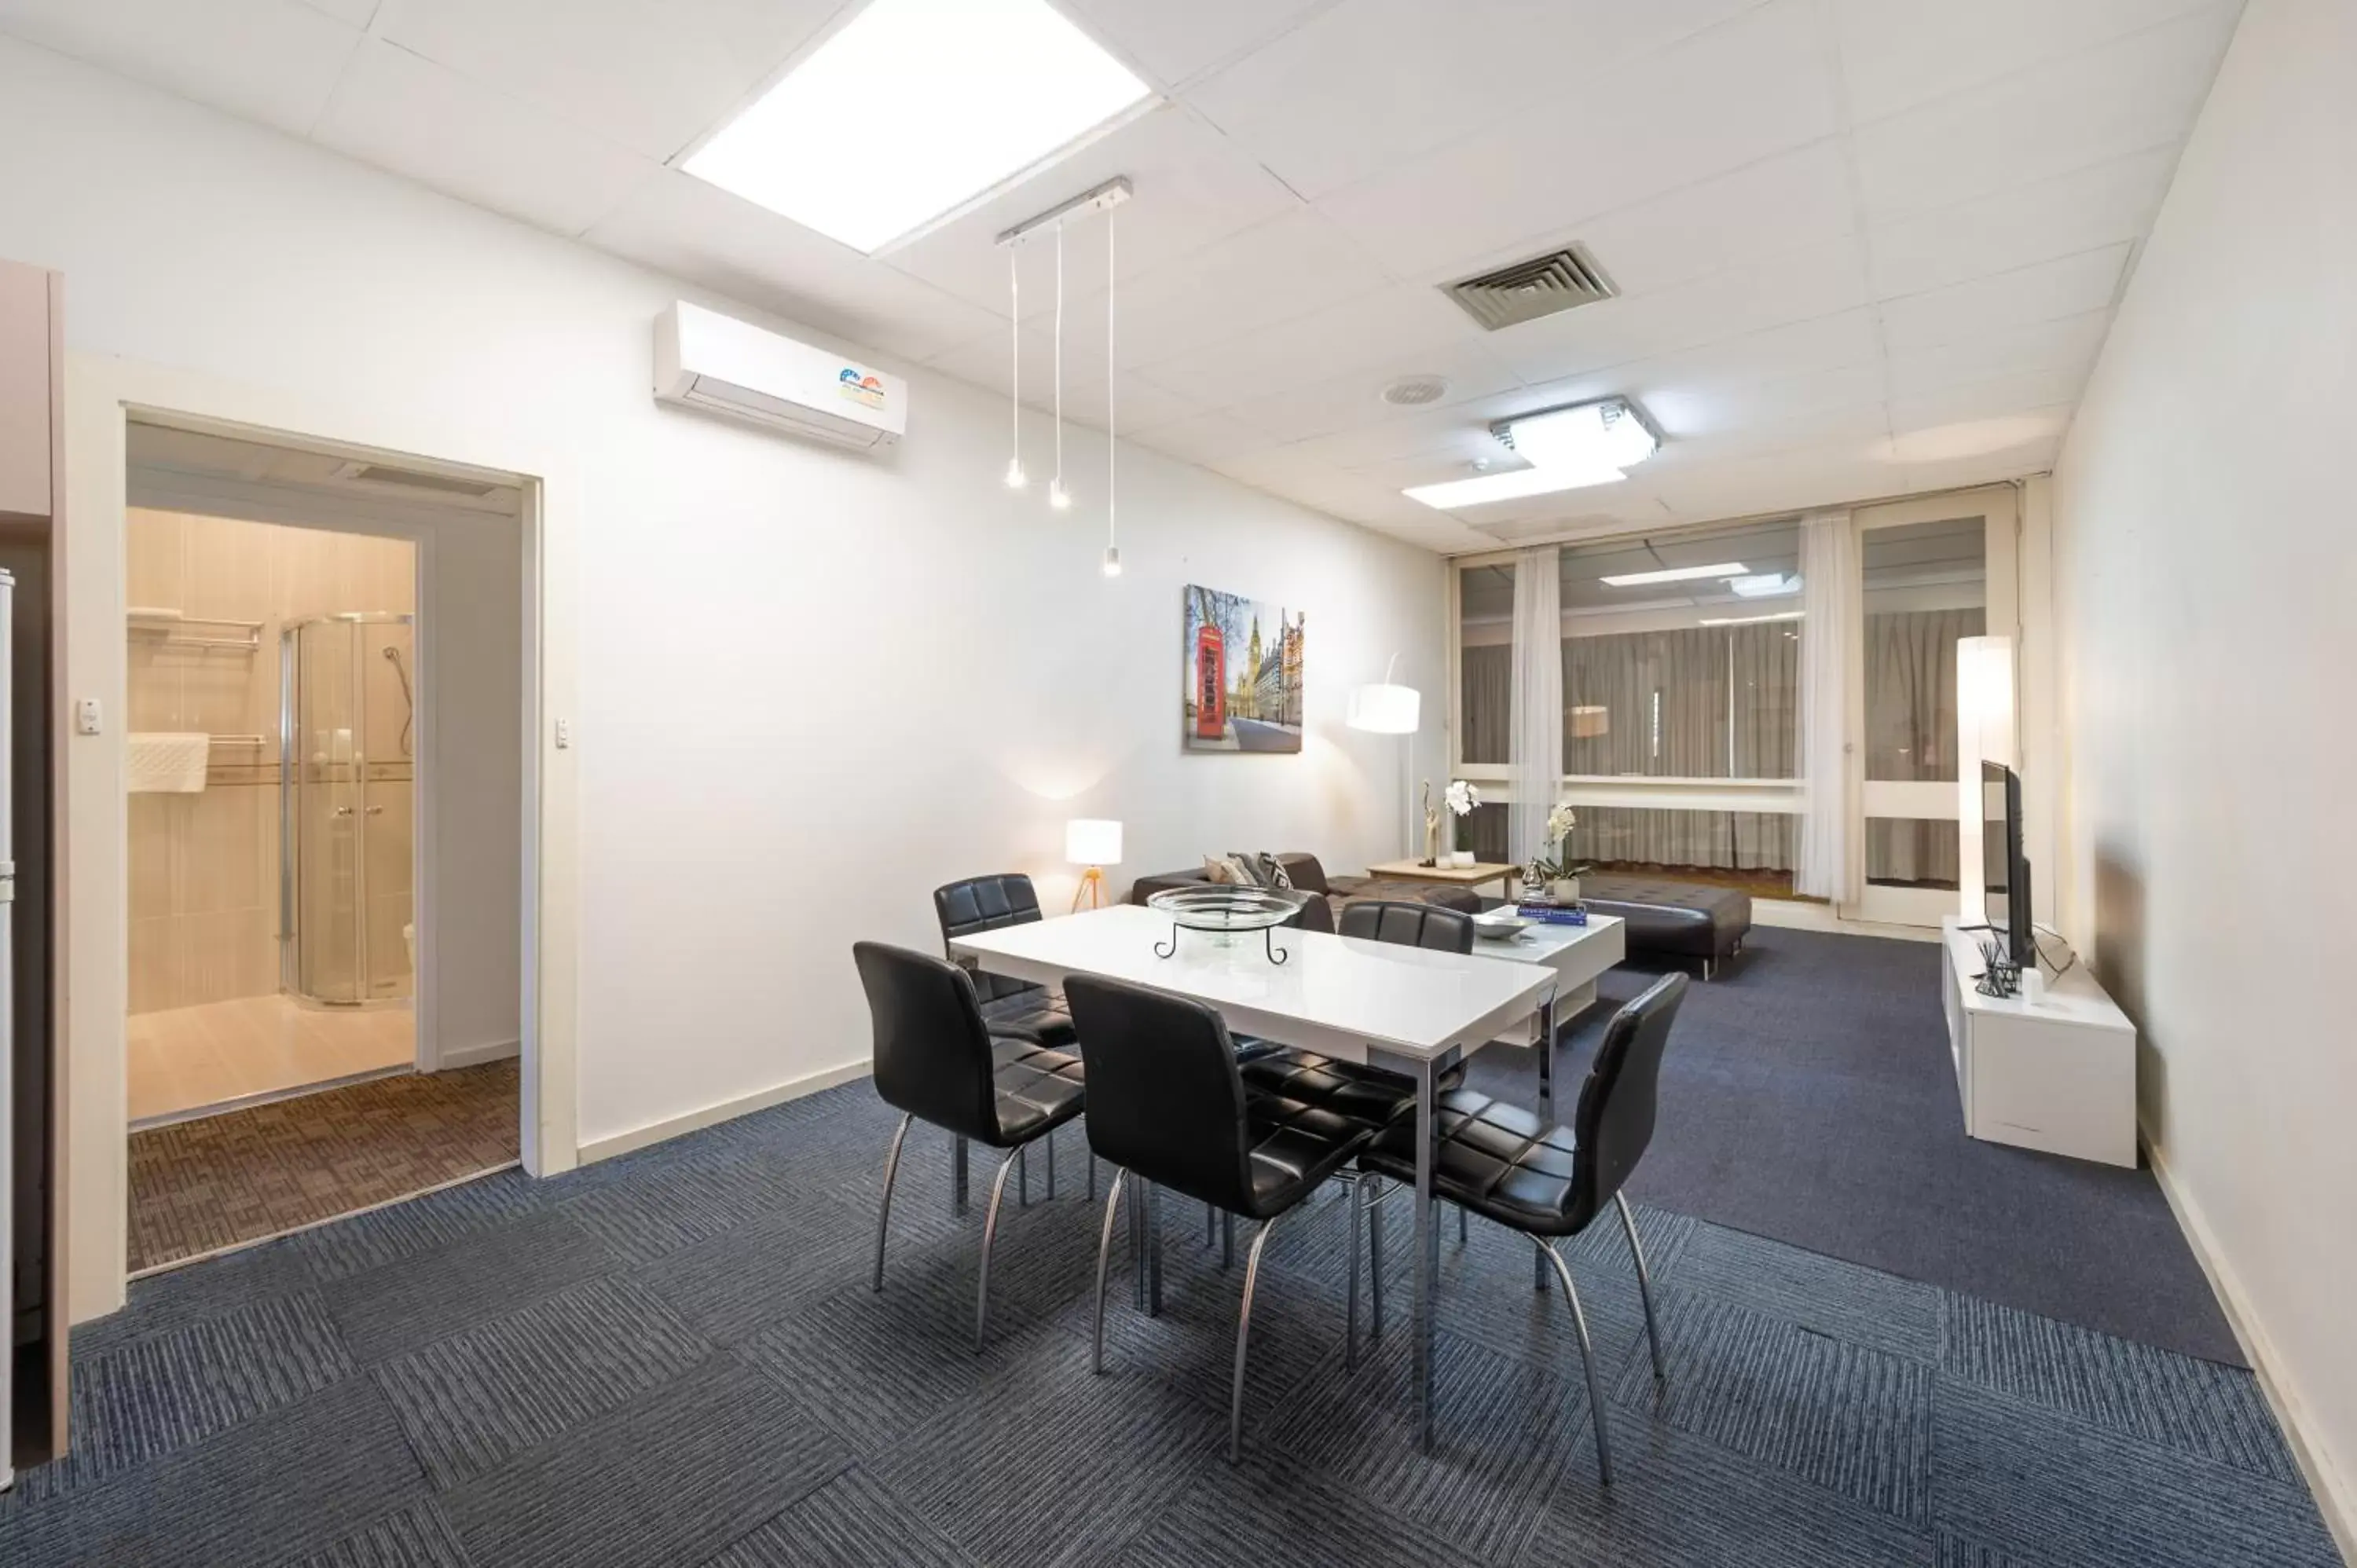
1193,624,1226,740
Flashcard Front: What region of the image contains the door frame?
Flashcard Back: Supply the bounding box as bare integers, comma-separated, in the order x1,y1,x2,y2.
1845,485,2020,927
61,354,581,1322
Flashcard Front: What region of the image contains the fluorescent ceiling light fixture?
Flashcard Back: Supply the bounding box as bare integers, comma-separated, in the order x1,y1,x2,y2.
1598,562,1749,588
1729,573,1798,598
1402,394,1659,511
1698,610,1804,626
684,0,1153,254
1402,463,1618,509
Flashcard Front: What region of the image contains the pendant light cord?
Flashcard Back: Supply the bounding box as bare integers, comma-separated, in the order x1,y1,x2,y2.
1053,225,1065,495
1009,245,1020,461
1106,205,1116,555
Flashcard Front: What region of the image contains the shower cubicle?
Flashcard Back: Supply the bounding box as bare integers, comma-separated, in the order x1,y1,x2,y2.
280,613,416,1007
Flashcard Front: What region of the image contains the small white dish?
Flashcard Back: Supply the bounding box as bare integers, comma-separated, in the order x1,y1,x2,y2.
1469,910,1532,940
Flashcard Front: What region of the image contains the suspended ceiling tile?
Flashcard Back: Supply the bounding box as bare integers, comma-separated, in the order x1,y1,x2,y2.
374,0,845,161
1834,0,2229,126
1127,409,1283,467
1133,283,1485,408
1060,0,1336,90
0,0,363,137
1865,146,2176,300
1184,0,1766,201
1565,138,1859,300
1312,0,1840,280
313,39,660,240
1213,340,1522,445
1849,4,2240,225
1882,310,2111,401
583,168,1003,363
1875,244,2128,352
880,103,1300,319
1479,236,1871,387
1050,207,1398,372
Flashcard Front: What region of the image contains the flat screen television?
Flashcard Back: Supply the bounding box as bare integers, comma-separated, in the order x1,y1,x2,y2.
1981,761,2031,963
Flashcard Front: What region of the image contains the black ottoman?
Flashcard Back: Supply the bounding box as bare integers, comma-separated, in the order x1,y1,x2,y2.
1577,875,1751,979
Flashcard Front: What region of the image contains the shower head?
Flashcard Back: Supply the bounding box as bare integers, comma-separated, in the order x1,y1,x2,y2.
381,643,415,757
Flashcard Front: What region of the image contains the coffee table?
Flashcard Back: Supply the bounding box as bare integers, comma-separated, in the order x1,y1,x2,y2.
1364,857,1519,900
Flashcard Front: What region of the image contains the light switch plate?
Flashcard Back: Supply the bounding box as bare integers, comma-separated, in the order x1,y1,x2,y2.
75,698,101,735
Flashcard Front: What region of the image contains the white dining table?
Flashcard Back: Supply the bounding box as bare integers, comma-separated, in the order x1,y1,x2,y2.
948,901,1563,1451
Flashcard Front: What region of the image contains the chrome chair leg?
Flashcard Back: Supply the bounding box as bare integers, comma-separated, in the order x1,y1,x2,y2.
1018,1145,1029,1208
1092,1169,1130,1374
974,1151,1021,1351
872,1112,913,1292
1616,1192,1666,1382
1457,1203,1468,1246
1230,1213,1280,1464
1538,1240,1614,1485
1046,1130,1058,1200
1345,1174,1363,1370
1365,1177,1385,1339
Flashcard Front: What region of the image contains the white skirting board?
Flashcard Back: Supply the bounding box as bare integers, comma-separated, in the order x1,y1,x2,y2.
1751,899,1941,943
577,1057,872,1166
2143,1127,2355,1564
436,1037,520,1071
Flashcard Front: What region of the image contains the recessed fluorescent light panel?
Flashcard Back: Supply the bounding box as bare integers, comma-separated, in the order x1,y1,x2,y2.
1598,562,1750,588
1402,395,1660,511
1698,610,1805,626
684,0,1153,254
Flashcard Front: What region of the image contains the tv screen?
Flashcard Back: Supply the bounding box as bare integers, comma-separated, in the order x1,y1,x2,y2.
1981,761,2029,962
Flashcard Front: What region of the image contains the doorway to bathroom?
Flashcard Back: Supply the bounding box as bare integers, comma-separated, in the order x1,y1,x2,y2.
120,420,523,1272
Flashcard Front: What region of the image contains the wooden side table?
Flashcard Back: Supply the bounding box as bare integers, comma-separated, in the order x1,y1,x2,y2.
1363,859,1520,901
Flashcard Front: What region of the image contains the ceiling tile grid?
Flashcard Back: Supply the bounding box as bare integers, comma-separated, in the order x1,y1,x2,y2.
0,0,2248,551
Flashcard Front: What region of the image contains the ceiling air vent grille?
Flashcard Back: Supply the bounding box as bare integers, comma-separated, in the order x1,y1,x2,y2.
339,462,503,499
1443,246,1616,332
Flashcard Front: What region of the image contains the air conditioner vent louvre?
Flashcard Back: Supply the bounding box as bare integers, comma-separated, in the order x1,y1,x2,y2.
1443,246,1617,332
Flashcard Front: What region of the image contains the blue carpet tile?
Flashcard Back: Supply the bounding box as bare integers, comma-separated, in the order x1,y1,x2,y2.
4,1072,2341,1566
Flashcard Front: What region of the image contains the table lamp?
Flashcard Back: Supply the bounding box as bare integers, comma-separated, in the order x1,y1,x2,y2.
1066,819,1123,911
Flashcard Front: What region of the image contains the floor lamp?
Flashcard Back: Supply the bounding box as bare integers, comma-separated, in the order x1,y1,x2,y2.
1347,660,1420,858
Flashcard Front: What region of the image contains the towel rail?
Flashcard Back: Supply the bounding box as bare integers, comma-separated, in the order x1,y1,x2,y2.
209,735,268,746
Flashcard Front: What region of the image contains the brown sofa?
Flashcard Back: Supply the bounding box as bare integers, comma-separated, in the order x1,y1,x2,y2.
1127,852,1481,934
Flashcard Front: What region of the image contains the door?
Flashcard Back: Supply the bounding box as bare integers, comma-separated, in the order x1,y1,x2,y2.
1846,489,2018,927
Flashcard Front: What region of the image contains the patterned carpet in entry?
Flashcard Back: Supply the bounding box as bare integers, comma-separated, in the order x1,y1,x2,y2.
128,1061,520,1273
8,1075,2339,1568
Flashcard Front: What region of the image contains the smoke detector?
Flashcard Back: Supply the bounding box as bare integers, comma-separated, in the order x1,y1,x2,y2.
1443,244,1617,332
1380,375,1452,408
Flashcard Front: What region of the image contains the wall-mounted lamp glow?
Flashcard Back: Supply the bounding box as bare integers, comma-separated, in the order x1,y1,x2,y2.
1346,655,1421,858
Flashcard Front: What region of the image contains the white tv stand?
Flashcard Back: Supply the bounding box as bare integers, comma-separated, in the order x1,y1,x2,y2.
1939,916,2137,1167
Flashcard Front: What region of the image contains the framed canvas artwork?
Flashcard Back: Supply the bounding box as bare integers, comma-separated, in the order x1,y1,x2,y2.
1183,584,1303,753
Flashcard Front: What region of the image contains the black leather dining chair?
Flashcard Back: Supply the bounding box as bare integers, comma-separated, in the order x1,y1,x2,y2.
1062,973,1372,1464
1359,971,1688,1485
852,941,1087,1350
933,874,1082,1202
1335,897,1477,951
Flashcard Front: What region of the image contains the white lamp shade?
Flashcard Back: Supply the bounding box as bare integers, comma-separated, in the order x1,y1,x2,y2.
1346,683,1420,735
1065,819,1124,866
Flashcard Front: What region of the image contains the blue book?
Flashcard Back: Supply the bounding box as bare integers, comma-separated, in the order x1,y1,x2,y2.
1516,903,1588,925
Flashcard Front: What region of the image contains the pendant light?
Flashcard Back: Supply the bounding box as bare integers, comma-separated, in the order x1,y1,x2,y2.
1003,244,1026,489
1102,202,1120,577
1047,222,1072,511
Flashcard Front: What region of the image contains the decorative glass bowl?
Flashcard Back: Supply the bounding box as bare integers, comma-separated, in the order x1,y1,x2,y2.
1146,885,1312,931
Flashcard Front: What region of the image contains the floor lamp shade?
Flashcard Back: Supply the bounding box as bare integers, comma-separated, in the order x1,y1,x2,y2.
1065,819,1124,866
1346,683,1420,734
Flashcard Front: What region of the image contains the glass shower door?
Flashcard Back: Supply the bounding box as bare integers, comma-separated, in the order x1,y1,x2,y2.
285,618,366,1003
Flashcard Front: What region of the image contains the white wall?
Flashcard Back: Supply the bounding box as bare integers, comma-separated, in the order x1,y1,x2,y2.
2051,0,2355,1547
0,40,1443,1191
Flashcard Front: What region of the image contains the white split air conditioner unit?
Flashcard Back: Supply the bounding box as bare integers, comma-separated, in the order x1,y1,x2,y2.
654,301,907,450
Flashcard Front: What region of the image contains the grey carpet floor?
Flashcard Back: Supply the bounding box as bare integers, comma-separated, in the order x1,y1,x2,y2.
1464,925,2244,1365
2,1087,2340,1564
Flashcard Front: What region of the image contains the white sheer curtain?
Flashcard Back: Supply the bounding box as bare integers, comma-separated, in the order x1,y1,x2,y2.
1508,545,1562,868
1795,511,1857,901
